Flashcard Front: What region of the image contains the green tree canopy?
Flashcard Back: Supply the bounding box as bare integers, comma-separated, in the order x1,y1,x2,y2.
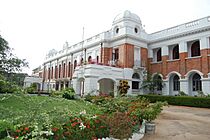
0,35,28,74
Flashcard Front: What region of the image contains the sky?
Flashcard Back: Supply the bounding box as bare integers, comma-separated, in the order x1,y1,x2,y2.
0,0,210,74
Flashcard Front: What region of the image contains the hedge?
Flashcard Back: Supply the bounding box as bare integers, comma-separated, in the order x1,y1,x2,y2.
138,95,210,108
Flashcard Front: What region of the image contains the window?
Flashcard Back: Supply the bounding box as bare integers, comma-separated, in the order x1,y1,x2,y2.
68,62,71,77
74,60,77,70
134,28,138,33
132,73,140,90
48,68,50,80
157,48,162,62
59,65,61,78
51,67,54,79
58,64,61,78
153,75,162,91
116,28,119,34
191,41,200,57
173,75,180,91
172,45,179,59
55,66,57,79
96,56,99,63
114,49,119,60
80,58,83,65
88,56,92,63
63,63,65,78
192,73,202,91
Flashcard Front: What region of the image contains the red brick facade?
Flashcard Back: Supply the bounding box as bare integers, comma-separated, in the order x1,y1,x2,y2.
149,48,210,79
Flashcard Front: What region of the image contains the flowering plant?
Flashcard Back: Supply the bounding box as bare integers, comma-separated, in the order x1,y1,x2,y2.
118,80,130,96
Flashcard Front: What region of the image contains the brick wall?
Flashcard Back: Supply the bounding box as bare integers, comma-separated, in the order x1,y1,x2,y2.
119,43,134,68
149,48,210,79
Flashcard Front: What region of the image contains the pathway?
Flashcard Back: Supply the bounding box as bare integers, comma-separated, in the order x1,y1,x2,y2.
142,105,210,140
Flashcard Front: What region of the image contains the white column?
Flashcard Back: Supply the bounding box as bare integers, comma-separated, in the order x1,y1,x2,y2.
127,80,132,95
162,80,169,95
201,78,210,95
179,41,187,53
179,79,189,95
162,46,168,56
200,37,209,50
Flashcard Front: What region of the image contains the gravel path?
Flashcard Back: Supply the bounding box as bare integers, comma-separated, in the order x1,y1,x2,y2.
142,105,210,140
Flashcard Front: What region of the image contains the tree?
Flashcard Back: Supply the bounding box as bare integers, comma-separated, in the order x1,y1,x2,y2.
0,35,28,92
141,73,164,94
0,35,28,75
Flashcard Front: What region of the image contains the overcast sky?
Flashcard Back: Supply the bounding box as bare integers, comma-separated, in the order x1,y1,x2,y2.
0,0,210,74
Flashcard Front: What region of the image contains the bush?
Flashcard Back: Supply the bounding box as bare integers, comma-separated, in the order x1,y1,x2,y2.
62,88,75,100
139,95,210,108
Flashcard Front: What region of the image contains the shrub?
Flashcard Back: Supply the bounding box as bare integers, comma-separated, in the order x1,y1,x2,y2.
139,95,210,108
108,112,134,139
178,91,187,96
118,80,130,96
62,88,75,100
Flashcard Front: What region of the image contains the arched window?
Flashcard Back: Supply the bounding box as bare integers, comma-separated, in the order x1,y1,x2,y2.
68,62,71,77
192,73,202,91
157,48,162,62
88,56,92,63
96,56,99,63
80,58,83,65
63,63,65,78
173,75,180,91
74,60,77,70
172,45,179,59
191,41,200,57
132,73,140,79
153,74,162,91
132,73,140,90
59,64,61,78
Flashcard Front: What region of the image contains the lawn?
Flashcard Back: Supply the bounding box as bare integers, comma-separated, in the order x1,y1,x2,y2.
0,94,101,131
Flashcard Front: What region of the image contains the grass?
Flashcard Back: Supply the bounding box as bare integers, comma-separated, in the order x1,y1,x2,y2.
0,94,101,127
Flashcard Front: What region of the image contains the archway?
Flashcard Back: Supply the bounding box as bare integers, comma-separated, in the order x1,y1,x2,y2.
98,78,115,95
77,78,85,97
169,74,180,95
188,73,202,96
132,73,141,92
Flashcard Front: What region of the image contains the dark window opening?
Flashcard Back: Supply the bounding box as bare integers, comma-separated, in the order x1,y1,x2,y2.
63,63,65,78
132,81,139,89
134,28,138,33
74,60,77,70
55,66,57,79
132,73,140,79
191,41,200,57
68,62,71,77
173,75,180,91
48,68,50,80
172,45,179,59
88,56,92,63
116,28,119,34
58,65,61,78
192,73,202,91
157,48,162,62
51,67,54,79
96,56,99,63
114,49,119,60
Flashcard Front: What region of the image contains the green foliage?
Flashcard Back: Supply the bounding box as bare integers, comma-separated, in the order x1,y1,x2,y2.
142,102,166,122
0,35,28,74
178,91,188,96
62,88,75,100
108,112,134,139
141,73,164,94
118,80,130,96
139,95,210,108
25,83,37,94
197,91,205,97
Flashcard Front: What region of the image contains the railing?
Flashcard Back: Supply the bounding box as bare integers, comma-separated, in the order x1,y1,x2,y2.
149,16,210,41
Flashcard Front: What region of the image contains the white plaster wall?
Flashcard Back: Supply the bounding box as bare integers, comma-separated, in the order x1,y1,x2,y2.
201,78,210,95
179,79,189,95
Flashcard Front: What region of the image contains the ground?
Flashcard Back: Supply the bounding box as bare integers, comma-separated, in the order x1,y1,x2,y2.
142,105,210,140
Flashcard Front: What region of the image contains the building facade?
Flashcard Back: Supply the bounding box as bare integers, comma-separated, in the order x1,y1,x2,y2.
41,10,210,96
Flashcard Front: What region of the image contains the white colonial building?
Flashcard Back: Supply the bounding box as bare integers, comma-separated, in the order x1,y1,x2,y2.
38,10,210,96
